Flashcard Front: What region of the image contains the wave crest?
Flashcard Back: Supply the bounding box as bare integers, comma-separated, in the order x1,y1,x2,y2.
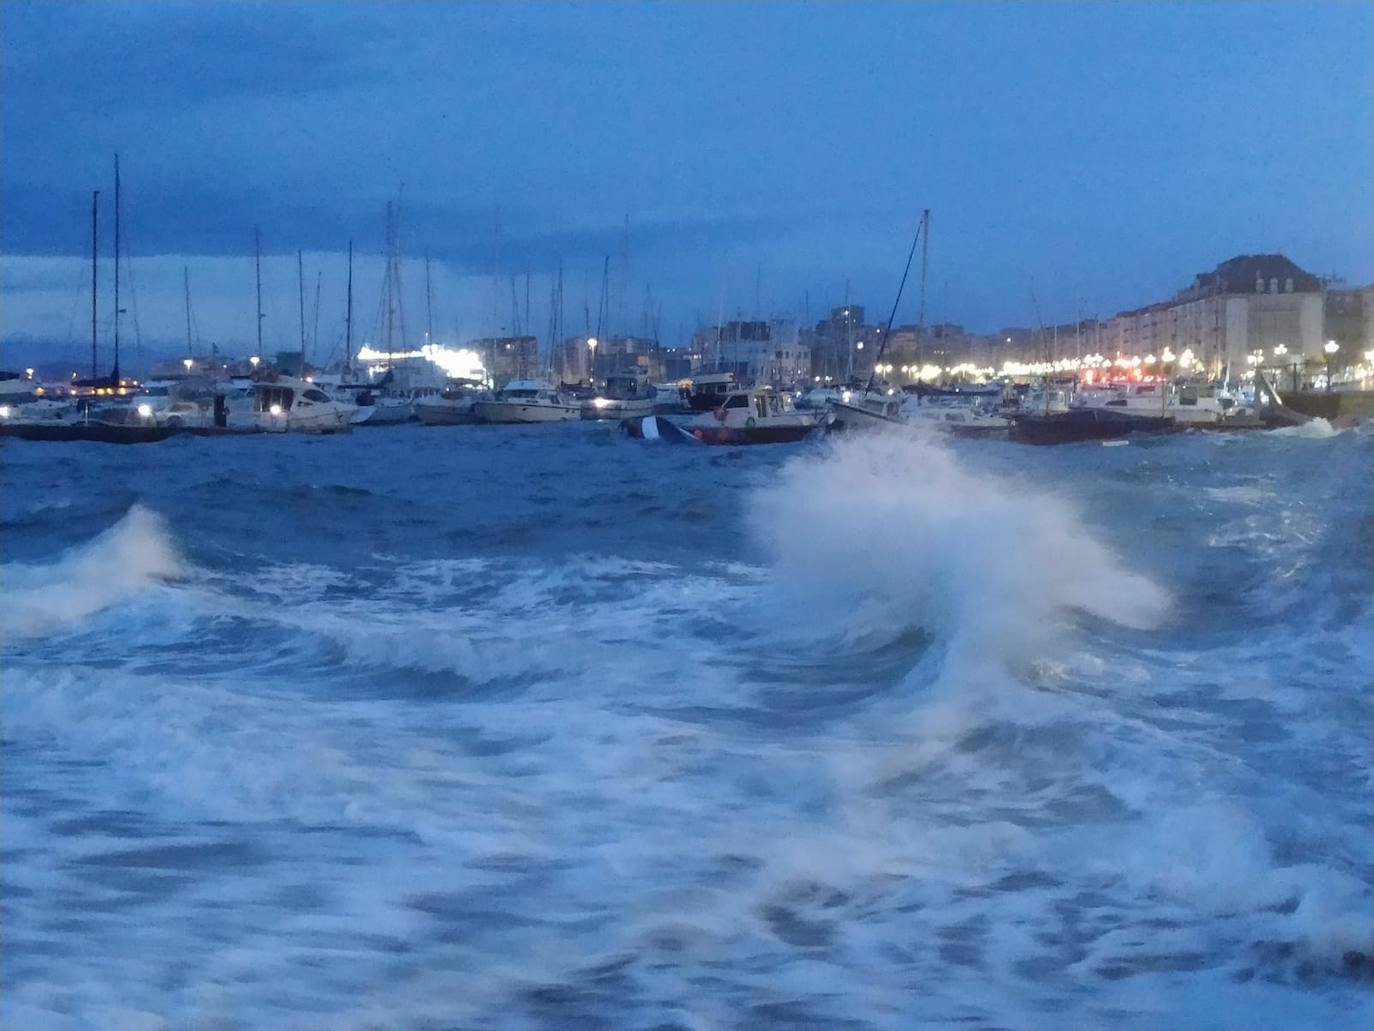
748,433,1169,676
2,505,183,640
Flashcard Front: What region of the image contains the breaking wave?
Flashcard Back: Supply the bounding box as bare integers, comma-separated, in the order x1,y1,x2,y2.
1,505,183,640
749,432,1170,680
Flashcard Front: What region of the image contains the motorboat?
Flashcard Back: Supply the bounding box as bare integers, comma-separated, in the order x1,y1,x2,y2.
826,389,906,431
350,391,413,426
627,387,820,445
473,380,582,423
415,379,487,425
902,395,1011,436
582,370,658,421
226,376,354,433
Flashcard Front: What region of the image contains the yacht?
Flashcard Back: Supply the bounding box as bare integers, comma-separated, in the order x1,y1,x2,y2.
901,394,1011,436
826,389,906,430
582,370,658,420
473,379,582,423
685,371,737,412
226,376,353,433
415,379,487,425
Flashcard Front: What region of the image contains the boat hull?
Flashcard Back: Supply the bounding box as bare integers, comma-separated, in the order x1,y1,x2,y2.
582,397,656,421
0,421,185,444
626,415,816,445
474,401,581,424
414,401,479,425
1010,408,1176,445
351,400,413,426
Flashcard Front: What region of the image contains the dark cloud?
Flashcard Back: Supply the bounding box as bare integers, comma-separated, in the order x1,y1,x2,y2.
1,179,786,277
2,2,392,114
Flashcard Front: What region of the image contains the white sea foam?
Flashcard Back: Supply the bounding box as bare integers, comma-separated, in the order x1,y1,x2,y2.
748,432,1170,677
1,505,183,639
1271,416,1340,438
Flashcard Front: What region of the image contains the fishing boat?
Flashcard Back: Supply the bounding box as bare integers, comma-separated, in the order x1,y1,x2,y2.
1009,406,1176,445
627,387,820,445
685,371,737,412
415,379,487,425
473,379,581,423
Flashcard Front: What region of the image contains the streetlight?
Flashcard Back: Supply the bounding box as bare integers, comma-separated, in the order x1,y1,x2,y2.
183,358,194,372
249,355,260,368
1324,340,1339,392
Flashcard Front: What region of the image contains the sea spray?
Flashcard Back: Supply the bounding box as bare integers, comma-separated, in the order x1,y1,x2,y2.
747,431,1170,680
1,504,183,639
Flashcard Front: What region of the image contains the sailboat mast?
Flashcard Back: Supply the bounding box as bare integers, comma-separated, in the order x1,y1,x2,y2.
91,190,100,380
384,201,394,367
424,247,433,344
311,270,322,367
112,154,121,381
297,249,306,356
254,226,264,359
184,265,193,355
345,240,353,374
916,209,929,370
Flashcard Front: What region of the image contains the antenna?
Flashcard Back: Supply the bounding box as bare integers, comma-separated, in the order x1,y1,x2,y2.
424,247,434,344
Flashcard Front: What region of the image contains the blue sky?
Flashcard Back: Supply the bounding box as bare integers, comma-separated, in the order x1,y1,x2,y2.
2,0,1371,362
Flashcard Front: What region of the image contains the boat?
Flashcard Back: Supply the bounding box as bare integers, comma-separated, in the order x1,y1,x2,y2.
415,379,487,425
685,371,737,412
826,390,907,430
627,387,820,445
0,420,183,443
350,391,413,425
582,369,658,420
903,395,1011,436
225,376,354,433
473,379,582,423
1009,406,1176,445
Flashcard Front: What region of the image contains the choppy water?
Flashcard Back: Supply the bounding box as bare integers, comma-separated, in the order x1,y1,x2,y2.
2,422,1371,1030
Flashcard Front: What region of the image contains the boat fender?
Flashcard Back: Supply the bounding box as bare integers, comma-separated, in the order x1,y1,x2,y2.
693,429,705,440
745,416,757,429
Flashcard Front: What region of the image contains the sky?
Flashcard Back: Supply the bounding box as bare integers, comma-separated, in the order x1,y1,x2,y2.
2,0,1371,366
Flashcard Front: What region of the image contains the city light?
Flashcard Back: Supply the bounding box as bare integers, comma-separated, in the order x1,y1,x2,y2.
183,358,194,371
1325,340,1339,355
249,356,261,367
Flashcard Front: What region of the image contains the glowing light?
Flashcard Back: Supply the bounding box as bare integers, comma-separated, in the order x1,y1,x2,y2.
250,356,261,367
592,397,611,408
1274,344,1288,357
1324,340,1339,355
183,358,194,371
0,405,10,418
855,341,864,350
24,368,33,379
587,337,598,349
137,403,153,418
354,344,487,381
269,403,283,416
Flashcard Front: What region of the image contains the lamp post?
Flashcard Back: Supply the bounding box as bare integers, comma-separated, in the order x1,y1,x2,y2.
1324,340,1339,392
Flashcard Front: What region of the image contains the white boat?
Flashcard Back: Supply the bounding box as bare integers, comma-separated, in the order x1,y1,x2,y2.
826,389,906,430
415,380,487,425
582,370,658,420
902,396,1011,435
474,379,582,423
1075,381,1250,425
226,376,353,433
350,394,413,425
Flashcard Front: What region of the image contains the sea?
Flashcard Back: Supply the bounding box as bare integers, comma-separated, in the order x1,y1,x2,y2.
1,421,1371,1030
